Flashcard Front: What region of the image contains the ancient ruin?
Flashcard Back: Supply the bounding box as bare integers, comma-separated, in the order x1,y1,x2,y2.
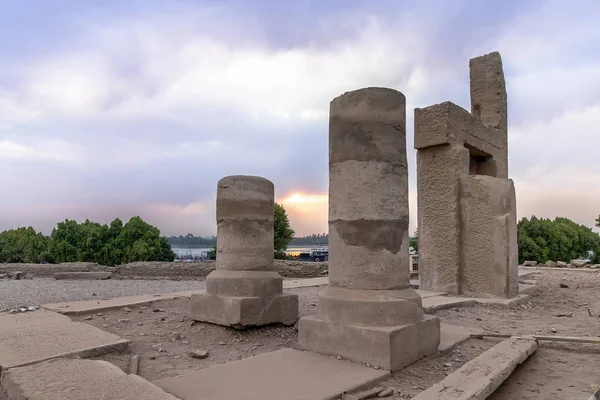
298,87,440,371
414,51,518,298
190,175,298,327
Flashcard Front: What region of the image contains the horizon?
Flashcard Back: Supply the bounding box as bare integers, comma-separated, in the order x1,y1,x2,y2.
1,0,600,236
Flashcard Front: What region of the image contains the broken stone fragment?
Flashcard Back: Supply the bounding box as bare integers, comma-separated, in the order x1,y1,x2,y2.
377,388,393,398
188,350,209,359
522,261,537,266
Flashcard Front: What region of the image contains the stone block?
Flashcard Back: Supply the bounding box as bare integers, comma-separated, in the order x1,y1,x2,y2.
461,175,518,298
1,358,177,400
191,292,298,328
53,272,112,280
154,349,389,400
298,314,440,371
0,312,129,372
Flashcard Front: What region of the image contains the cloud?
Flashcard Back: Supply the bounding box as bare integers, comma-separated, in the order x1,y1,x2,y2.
1,0,599,237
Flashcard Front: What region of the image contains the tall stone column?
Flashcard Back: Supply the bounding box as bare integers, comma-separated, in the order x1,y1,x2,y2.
298,88,440,371
190,175,298,328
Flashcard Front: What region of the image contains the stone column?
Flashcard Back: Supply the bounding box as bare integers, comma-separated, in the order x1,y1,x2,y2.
190,175,298,328
298,88,440,371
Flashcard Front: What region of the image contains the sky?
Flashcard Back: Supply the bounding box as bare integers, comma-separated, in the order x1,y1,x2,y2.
1,0,599,237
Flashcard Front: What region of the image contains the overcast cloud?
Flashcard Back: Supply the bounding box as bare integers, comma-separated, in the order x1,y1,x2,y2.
1,0,599,236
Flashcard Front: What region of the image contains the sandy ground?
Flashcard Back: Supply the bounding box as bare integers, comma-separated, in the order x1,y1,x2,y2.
74,271,600,399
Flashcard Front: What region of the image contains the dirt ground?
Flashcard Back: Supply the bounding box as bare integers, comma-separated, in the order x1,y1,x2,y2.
74,270,600,399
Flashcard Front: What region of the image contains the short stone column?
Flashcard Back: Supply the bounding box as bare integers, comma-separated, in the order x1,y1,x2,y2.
298,88,440,371
191,175,298,328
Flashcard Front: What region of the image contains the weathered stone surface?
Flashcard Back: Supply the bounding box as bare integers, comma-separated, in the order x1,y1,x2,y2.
571,259,589,268
523,261,538,266
413,337,537,399
545,260,557,268
299,87,439,371
556,261,568,268
461,176,518,298
0,311,129,371
191,176,298,327
154,349,389,400
0,358,177,400
414,51,517,299
54,272,112,280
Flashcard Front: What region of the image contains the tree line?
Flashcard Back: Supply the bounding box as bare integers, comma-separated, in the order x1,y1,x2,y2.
412,216,599,264
0,217,175,265
517,216,600,264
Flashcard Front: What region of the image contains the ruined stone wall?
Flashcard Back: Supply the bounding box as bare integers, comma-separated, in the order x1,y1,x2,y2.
0,260,328,279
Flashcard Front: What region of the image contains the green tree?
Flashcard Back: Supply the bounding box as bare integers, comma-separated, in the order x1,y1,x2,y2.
409,228,418,252
517,216,600,264
0,227,50,263
274,203,295,260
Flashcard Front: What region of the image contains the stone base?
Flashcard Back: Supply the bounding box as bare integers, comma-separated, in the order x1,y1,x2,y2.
298,314,440,371
191,292,298,328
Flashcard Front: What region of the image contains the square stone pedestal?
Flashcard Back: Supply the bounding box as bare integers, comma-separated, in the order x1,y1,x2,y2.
298,314,440,371
191,292,298,328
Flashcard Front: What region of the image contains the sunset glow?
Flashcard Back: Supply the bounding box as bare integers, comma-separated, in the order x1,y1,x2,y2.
279,193,328,236
280,193,328,206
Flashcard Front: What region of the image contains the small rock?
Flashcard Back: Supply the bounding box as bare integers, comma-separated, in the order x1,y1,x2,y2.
153,308,165,313
138,323,143,326
96,312,104,316
551,328,557,333
377,388,393,397
443,362,452,367
182,340,190,344
175,333,182,340
559,283,569,288
13,272,23,280
123,307,131,312
138,310,143,314
117,319,130,323
476,317,482,321
555,313,573,318
336,355,343,360
158,348,165,353
84,316,93,321
140,333,146,336
149,355,156,360
219,341,226,346
188,350,209,359
92,293,97,296
522,261,537,266
160,317,167,322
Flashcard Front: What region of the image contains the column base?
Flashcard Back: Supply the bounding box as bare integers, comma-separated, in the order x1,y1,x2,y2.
191,292,298,329
298,314,440,371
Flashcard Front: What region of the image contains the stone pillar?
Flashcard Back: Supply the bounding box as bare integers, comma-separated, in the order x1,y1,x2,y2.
414,51,517,299
190,175,298,328
298,87,440,371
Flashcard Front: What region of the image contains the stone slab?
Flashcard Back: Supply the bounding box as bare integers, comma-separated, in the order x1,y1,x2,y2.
284,277,328,288
413,337,537,399
520,266,599,273
53,271,113,280
418,290,448,299
1,358,177,400
422,296,477,312
154,348,390,400
422,294,530,312
41,291,201,315
0,311,129,371
438,323,486,354
475,294,530,308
